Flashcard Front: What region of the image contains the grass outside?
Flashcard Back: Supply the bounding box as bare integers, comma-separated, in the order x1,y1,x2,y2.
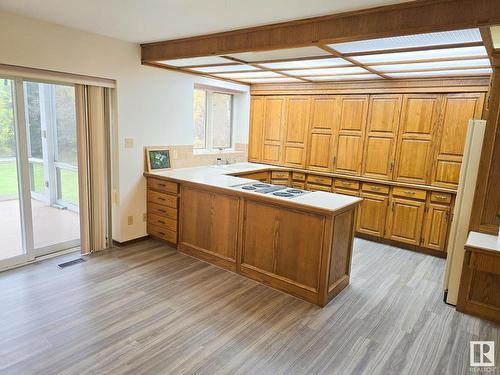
0,161,78,205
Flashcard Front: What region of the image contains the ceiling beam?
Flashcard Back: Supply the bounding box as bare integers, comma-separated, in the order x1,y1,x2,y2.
480,27,500,67
141,0,500,62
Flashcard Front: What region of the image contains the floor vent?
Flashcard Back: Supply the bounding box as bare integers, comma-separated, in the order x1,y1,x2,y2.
58,258,86,269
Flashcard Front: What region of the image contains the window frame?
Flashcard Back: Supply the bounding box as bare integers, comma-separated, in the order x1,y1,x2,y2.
193,87,234,152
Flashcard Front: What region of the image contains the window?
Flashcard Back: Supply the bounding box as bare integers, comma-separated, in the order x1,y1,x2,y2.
193,88,233,150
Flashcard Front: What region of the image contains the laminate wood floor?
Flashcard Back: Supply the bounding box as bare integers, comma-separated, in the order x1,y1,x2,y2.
0,238,498,375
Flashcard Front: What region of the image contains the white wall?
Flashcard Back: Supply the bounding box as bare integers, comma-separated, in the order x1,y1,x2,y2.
0,11,250,242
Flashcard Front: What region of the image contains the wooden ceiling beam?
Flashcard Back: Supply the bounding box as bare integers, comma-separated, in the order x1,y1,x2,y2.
142,0,500,62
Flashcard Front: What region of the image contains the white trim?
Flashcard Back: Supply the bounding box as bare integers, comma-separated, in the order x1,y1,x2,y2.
0,246,80,273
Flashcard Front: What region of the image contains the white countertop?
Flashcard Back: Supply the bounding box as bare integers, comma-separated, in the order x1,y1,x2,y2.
147,162,361,213
466,231,500,253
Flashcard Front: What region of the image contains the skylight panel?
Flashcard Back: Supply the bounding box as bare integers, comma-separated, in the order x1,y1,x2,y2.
158,56,230,67
190,65,259,73
308,74,381,81
227,46,330,62
352,46,488,64
286,67,368,76
491,26,500,49
240,77,303,83
374,59,491,72
328,29,481,54
214,71,282,79
386,68,492,78
259,57,351,70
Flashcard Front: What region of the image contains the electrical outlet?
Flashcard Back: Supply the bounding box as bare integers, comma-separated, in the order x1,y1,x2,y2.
143,213,147,222
128,215,133,225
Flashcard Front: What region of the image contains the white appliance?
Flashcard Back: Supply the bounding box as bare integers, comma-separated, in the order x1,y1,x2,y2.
443,119,486,305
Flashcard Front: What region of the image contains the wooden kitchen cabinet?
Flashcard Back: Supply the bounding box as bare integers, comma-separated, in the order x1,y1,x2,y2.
262,96,286,164
283,96,311,168
385,197,425,245
421,203,451,252
356,192,389,237
306,96,337,172
431,93,485,189
333,95,368,176
394,94,440,184
248,96,265,162
361,94,402,180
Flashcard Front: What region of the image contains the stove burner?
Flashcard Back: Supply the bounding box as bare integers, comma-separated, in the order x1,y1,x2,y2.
286,189,304,194
253,183,270,188
242,185,257,190
273,192,294,197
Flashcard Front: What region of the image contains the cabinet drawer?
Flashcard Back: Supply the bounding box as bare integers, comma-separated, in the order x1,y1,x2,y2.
362,182,389,195
334,178,359,190
307,183,332,192
392,187,427,200
148,223,177,244
431,192,452,204
271,179,289,186
148,213,177,232
271,171,290,179
292,172,306,181
334,188,360,197
240,171,269,182
148,202,177,219
307,174,333,186
148,190,178,208
147,178,178,194
292,182,305,190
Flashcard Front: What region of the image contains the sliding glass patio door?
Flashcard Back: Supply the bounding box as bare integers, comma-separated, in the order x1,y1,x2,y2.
0,77,80,269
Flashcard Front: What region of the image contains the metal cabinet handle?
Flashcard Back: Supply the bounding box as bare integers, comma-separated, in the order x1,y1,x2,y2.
371,186,381,191
389,161,394,172
435,195,447,200
404,190,415,195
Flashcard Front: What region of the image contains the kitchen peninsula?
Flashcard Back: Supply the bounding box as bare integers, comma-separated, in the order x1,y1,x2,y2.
145,162,361,306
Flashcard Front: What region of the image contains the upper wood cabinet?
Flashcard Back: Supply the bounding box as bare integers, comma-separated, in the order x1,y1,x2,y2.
306,96,338,172
333,95,368,176
393,94,440,185
261,96,286,164
283,96,311,168
361,94,402,180
248,97,265,162
431,93,485,189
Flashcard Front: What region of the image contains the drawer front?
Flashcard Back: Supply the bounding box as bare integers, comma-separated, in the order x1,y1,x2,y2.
148,202,177,219
147,178,178,194
272,179,289,186
362,182,389,195
431,192,452,204
392,187,427,200
292,172,306,181
335,188,360,197
307,183,332,192
148,190,178,208
307,175,333,186
148,213,177,232
241,171,269,182
148,223,177,243
335,178,360,190
271,171,290,179
292,182,305,190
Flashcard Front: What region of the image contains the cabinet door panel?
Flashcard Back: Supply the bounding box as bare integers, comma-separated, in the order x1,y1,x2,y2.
362,94,402,179
283,97,310,167
394,94,440,184
431,93,485,188
386,197,425,245
422,203,451,252
262,97,286,164
248,97,265,161
333,95,368,175
356,192,388,237
306,96,337,171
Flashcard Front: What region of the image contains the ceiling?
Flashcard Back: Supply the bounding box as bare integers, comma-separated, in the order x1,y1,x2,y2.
0,0,412,43
154,29,492,84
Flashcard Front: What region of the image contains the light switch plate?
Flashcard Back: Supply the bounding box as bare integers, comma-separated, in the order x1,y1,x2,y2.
124,138,134,148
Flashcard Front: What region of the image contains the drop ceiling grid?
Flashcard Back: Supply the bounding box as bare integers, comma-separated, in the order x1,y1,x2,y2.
154,28,492,84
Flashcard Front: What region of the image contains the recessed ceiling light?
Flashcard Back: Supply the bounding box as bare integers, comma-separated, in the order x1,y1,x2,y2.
386,68,492,78
352,46,487,64
227,46,330,62
158,56,230,67
328,28,481,54
259,57,351,70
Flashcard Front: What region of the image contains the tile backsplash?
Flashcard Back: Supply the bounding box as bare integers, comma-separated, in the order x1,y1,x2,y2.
166,143,248,168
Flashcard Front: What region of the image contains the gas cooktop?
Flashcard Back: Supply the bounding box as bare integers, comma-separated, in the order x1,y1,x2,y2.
233,182,310,199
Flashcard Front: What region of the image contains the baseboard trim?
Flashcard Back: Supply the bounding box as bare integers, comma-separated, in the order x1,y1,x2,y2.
355,233,447,258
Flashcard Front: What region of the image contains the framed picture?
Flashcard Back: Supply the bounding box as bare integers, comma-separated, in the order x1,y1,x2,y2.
145,147,172,172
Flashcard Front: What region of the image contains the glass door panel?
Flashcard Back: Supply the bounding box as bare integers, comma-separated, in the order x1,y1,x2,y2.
0,78,24,261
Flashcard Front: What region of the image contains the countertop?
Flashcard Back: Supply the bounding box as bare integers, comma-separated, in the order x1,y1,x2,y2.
466,231,500,253
145,162,361,213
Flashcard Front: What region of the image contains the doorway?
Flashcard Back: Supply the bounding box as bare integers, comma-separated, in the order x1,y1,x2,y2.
0,77,80,269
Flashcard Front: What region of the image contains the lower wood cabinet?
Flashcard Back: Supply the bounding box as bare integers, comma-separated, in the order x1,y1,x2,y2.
146,177,179,245
385,197,425,246
356,192,388,237
421,203,450,252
